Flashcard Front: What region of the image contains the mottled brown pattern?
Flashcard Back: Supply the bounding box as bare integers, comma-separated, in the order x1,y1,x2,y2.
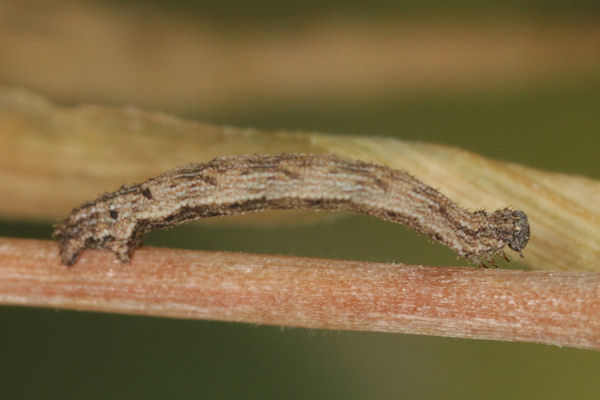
54,154,530,266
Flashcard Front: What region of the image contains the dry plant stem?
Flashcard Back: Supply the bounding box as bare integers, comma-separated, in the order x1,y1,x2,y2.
2,2,600,111
1,238,599,350
1,88,599,271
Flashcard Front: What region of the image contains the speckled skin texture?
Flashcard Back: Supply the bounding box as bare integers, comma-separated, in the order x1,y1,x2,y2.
54,153,529,266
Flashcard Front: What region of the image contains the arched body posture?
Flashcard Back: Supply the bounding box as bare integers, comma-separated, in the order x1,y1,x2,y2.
54,153,530,266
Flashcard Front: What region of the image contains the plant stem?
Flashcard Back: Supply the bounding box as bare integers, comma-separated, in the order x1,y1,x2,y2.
3,87,600,271
1,237,598,350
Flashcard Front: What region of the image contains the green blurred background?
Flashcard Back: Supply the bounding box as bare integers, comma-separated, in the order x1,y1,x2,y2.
1,0,599,398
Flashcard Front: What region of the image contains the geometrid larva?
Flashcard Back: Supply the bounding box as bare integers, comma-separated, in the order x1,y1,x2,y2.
54,153,530,266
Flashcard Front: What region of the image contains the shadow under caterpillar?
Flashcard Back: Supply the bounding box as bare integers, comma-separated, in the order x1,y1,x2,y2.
54,153,530,266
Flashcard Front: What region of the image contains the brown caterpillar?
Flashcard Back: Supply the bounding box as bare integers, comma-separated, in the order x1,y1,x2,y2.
54,153,530,266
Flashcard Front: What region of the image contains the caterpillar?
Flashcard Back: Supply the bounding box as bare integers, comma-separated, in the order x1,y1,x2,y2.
54,153,530,266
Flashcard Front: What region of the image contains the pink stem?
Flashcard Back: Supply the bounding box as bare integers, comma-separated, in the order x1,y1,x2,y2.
0,237,598,350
